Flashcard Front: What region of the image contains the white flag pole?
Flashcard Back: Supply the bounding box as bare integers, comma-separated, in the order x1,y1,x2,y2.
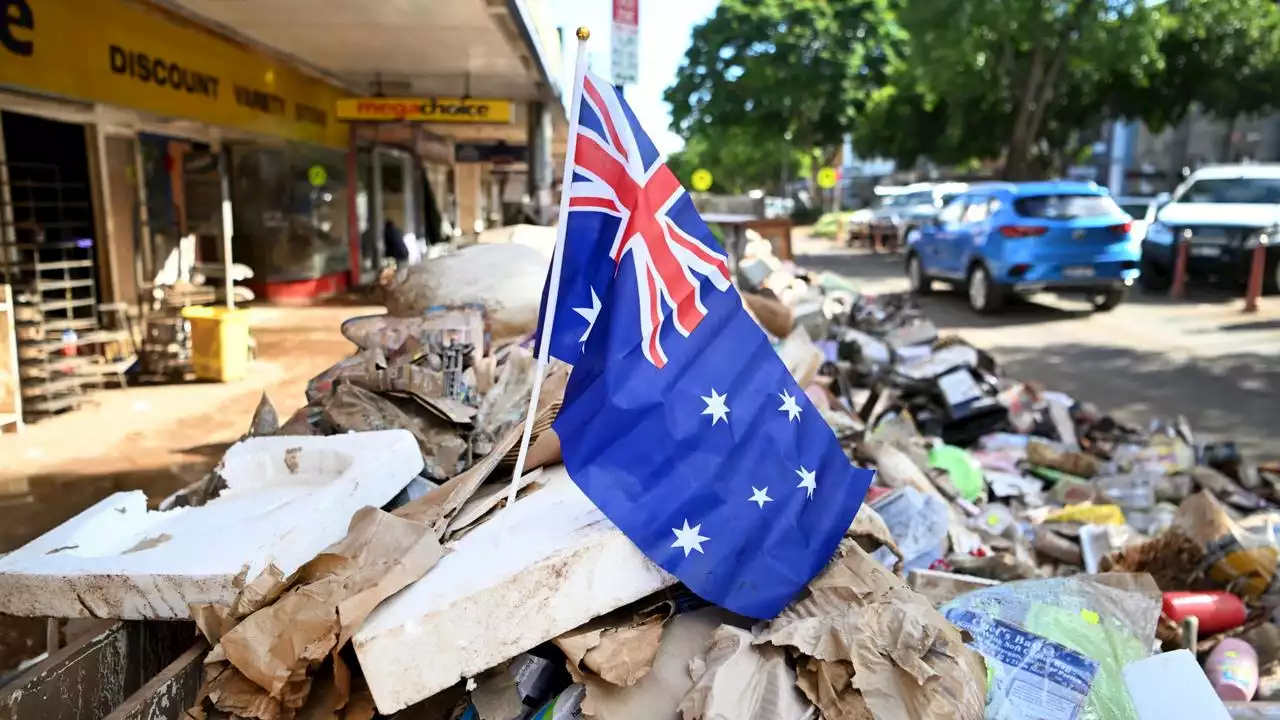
505,27,592,509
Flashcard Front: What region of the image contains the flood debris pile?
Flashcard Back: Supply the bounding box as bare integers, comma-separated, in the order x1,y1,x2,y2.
0,230,1273,719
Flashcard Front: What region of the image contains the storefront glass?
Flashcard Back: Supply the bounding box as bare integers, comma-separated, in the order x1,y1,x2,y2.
228,143,349,283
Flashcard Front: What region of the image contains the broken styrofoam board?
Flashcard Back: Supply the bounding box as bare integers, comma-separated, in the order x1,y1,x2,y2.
354,466,675,714
0,430,423,620
1125,649,1231,720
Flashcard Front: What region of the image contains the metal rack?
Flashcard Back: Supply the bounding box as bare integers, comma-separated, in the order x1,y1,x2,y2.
0,162,127,419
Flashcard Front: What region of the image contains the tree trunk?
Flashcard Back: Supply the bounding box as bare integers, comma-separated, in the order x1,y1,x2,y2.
1218,115,1237,162
1003,0,1097,180
1003,45,1048,180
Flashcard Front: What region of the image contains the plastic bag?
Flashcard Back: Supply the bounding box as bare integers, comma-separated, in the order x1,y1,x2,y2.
941,573,1161,720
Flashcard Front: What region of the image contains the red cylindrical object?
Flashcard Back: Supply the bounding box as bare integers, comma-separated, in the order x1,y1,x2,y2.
1244,244,1266,313
1170,238,1190,299
1162,591,1247,635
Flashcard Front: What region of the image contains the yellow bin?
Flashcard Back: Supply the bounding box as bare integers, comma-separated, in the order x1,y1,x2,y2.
181,306,251,382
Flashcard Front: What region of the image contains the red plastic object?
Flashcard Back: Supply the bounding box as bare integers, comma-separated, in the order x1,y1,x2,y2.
1162,591,1247,634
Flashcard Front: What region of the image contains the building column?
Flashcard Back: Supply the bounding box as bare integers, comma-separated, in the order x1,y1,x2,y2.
527,101,553,224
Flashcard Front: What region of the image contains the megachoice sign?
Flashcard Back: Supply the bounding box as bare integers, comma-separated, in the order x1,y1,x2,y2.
335,98,514,124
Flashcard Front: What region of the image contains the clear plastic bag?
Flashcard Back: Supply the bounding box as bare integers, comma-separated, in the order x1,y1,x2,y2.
941,573,1162,720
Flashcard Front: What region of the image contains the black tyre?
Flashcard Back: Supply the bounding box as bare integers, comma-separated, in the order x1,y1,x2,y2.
966,264,1005,313
1092,287,1126,312
906,253,933,294
1138,254,1170,292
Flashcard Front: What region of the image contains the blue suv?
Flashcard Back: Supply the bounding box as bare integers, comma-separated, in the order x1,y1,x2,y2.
904,181,1142,313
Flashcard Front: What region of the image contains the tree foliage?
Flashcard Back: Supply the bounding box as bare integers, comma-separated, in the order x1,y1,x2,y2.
666,127,801,195
664,0,1280,186
665,0,903,183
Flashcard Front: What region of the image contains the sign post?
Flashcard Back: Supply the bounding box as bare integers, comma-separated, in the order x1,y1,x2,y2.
612,0,639,86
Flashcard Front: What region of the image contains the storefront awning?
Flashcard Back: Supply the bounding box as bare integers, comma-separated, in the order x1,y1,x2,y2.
154,0,562,106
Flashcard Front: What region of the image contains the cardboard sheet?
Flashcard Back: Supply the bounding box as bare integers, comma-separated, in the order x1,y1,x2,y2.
756,540,987,720
195,508,442,720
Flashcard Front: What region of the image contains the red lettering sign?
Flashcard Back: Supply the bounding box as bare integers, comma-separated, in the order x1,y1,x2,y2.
612,0,638,27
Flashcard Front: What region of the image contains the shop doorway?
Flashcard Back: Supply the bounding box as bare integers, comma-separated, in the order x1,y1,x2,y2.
0,110,108,417
372,147,420,268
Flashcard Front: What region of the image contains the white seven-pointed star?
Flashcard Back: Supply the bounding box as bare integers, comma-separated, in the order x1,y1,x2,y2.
778,389,803,422
701,389,730,426
671,520,709,557
748,486,773,509
573,287,602,344
796,466,817,498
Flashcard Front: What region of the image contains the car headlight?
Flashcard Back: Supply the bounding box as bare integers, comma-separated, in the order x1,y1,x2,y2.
1245,226,1278,249
1146,221,1174,245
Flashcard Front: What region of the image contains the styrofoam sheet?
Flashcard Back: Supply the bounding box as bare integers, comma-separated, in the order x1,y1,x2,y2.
0,430,422,619
354,466,674,714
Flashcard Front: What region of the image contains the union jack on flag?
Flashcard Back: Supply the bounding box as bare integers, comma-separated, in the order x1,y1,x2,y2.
539,69,873,619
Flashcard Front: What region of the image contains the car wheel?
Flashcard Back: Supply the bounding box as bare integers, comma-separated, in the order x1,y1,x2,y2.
967,264,1005,314
1138,254,1170,292
1092,287,1126,312
906,253,933,294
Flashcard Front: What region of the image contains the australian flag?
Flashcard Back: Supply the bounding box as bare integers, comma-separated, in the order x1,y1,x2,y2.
538,70,875,619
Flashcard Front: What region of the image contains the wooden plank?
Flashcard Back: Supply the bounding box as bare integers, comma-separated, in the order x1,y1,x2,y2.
0,621,195,720
0,285,20,433
103,642,206,720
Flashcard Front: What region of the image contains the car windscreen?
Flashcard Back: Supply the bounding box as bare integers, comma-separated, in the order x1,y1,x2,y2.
900,191,934,206
1177,177,1280,204
1013,193,1122,219
1119,203,1149,217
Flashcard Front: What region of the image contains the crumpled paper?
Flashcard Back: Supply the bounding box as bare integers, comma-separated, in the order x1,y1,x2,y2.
394,423,522,538
679,625,814,720
555,601,673,688
190,507,442,720
755,539,986,720
320,381,466,480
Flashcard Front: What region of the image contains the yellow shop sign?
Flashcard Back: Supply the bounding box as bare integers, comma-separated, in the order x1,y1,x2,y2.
335,98,514,124
0,0,348,148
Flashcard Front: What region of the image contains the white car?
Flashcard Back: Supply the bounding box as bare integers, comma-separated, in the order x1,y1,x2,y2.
1114,195,1164,243
1141,165,1280,292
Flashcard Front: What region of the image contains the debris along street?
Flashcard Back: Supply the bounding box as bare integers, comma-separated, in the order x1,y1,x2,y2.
6,214,1279,720
4,10,1280,720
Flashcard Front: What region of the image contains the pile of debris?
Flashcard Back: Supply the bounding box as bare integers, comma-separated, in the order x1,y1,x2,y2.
0,228,1274,720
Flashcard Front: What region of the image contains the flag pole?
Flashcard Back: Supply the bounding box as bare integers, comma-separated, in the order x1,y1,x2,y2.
505,27,592,509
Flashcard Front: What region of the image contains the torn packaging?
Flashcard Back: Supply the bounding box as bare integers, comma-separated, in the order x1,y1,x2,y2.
197,508,442,719
680,625,815,720
756,539,986,720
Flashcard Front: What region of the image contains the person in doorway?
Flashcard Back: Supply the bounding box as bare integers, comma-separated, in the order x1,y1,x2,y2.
383,219,409,265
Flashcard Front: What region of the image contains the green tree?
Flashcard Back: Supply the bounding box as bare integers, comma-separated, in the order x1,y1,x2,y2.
666,127,801,195
897,0,1162,179
665,0,903,192
1115,0,1280,145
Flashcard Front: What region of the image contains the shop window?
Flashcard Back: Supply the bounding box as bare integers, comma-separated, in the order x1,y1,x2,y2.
228,144,349,283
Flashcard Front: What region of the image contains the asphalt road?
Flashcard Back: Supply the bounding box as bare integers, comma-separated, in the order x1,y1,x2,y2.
795,240,1280,458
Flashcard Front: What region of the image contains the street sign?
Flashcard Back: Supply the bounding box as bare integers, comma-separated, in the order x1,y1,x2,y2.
307,164,328,187
612,0,639,86
817,166,839,189
691,168,713,192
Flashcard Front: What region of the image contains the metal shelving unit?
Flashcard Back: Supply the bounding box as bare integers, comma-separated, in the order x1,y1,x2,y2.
0,162,126,420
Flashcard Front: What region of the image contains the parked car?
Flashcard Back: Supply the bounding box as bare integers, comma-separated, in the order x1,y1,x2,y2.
1140,165,1280,293
847,186,906,245
891,182,970,247
904,181,1142,313
1115,195,1164,244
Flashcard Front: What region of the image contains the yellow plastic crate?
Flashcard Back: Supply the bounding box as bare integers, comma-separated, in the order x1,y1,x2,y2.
180,306,251,382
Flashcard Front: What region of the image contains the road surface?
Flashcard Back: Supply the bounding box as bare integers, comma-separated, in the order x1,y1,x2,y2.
796,239,1280,459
